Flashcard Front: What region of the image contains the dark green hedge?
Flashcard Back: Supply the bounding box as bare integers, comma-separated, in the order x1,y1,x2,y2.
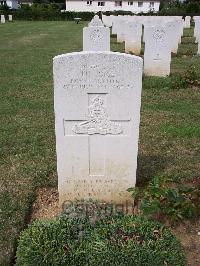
16,213,186,265
8,5,95,21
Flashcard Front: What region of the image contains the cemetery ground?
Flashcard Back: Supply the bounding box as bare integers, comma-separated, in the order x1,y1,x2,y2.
0,21,200,265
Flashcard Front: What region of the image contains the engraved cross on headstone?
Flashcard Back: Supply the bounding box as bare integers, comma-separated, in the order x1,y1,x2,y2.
64,92,130,177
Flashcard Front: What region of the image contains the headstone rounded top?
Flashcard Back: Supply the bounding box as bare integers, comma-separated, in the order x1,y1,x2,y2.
89,15,104,27
54,51,143,68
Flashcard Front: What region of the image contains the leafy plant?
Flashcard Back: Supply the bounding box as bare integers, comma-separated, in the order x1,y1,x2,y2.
143,63,200,91
183,65,200,87
128,176,200,222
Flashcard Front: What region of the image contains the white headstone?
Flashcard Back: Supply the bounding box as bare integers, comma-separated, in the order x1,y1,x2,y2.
117,20,126,43
144,26,171,77
88,15,104,27
1,15,5,24
125,22,142,55
195,20,200,54
177,19,184,44
8,15,12,22
194,18,200,44
83,16,110,51
166,21,179,54
184,16,191,28
102,14,113,28
53,51,143,206
112,16,119,35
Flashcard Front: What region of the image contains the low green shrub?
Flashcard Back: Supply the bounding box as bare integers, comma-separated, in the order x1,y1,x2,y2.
103,10,134,16
128,176,200,222
16,213,186,265
16,215,90,265
81,214,186,266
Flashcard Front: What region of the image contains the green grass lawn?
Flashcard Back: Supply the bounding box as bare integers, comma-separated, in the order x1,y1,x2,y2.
0,21,200,265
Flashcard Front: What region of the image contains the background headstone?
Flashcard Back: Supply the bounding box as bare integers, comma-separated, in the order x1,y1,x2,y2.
144,26,171,77
83,15,110,51
166,21,179,54
8,15,12,22
125,22,142,55
184,16,191,28
1,15,5,24
117,20,126,43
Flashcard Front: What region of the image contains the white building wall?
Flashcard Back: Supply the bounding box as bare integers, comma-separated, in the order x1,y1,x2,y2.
6,0,18,9
66,1,160,13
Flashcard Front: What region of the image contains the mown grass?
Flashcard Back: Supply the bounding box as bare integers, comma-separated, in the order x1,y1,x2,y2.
0,21,199,265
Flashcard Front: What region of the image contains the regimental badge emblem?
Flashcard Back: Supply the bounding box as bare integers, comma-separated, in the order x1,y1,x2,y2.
73,96,123,135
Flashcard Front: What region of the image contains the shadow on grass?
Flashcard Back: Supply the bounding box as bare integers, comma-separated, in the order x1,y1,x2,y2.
136,154,169,187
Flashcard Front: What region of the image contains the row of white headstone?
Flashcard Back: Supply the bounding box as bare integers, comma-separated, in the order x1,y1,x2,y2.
194,16,200,55
1,15,13,23
109,15,191,76
83,15,188,77
102,15,191,29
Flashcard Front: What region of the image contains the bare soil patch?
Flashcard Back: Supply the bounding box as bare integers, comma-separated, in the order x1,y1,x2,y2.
172,219,200,266
30,187,59,222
